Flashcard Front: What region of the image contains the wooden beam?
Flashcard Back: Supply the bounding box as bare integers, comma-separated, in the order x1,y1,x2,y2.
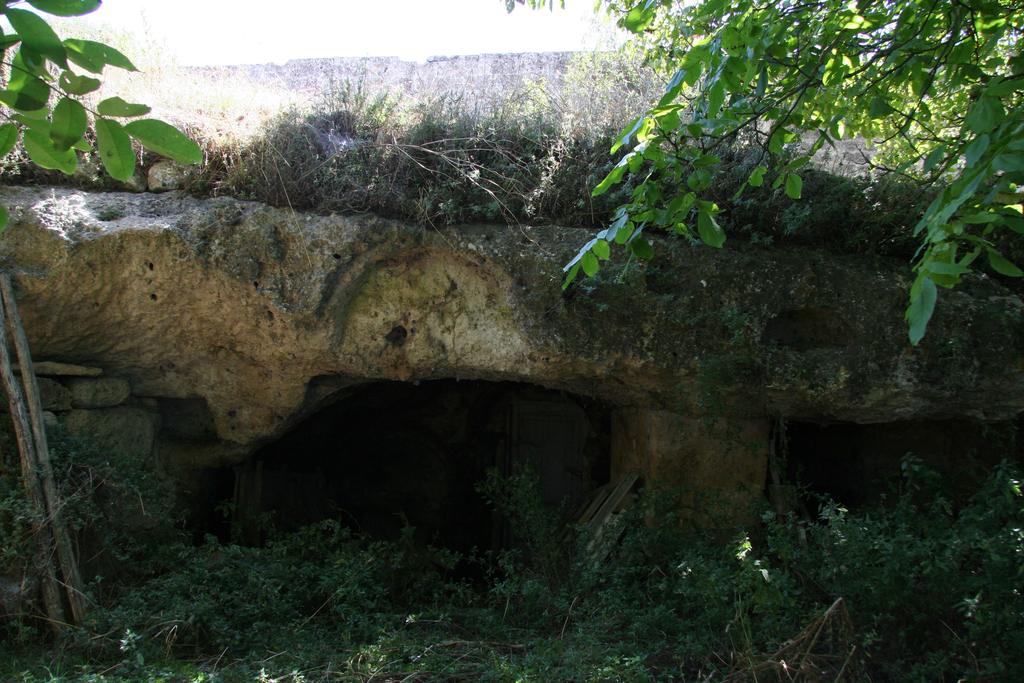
0,290,66,633
0,274,87,625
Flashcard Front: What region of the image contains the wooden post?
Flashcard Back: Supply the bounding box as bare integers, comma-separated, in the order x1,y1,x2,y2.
0,292,66,633
0,274,87,626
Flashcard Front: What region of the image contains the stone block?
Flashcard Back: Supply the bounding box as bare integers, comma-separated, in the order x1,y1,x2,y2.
67,377,131,408
611,409,769,528
28,361,102,377
38,377,71,411
62,406,158,461
147,160,189,192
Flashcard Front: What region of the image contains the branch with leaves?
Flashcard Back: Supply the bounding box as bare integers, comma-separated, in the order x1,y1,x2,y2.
555,0,1023,344
0,0,202,230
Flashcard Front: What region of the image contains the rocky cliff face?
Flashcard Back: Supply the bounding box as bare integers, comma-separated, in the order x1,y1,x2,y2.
1,186,1021,472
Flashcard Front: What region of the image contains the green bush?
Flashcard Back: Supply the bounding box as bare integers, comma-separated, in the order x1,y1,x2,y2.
4,433,1022,681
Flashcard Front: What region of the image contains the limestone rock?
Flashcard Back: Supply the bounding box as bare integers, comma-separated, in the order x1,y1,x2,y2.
612,409,769,527
38,377,72,411
62,406,158,460
28,361,102,377
0,574,32,620
147,161,189,193
121,171,147,193
66,377,131,408
0,185,1020,464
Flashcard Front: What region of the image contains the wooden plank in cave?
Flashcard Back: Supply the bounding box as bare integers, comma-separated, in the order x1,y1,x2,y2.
582,471,640,564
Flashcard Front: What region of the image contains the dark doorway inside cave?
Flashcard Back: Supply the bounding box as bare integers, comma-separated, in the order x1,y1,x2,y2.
781,418,1016,508
208,380,610,552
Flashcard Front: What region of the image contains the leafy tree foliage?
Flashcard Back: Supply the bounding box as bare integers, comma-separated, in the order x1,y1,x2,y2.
0,0,201,230
550,0,1023,343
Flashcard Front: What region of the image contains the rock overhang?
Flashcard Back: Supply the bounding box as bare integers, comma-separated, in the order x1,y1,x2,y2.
0,185,1021,454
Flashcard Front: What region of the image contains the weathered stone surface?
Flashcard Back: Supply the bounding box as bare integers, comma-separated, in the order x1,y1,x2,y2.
611,409,769,526
28,361,102,377
62,406,159,461
146,161,189,193
38,377,71,411
0,186,1020,467
0,574,32,620
42,410,58,430
66,377,131,408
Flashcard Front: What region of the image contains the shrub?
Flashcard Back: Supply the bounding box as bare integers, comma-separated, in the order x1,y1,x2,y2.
4,421,1022,682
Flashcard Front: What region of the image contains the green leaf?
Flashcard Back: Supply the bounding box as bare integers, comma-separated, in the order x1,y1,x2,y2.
923,146,946,173
0,85,48,112
5,8,67,68
94,117,136,182
49,97,87,151
984,77,1024,98
993,152,1024,173
592,239,611,260
581,250,599,277
124,119,202,165
906,275,937,346
925,260,969,278
667,192,696,220
623,4,655,33
25,0,101,17
0,124,18,157
868,96,891,118
611,117,643,154
3,49,51,111
987,249,1023,277
97,96,152,118
965,97,1005,134
963,135,989,167
686,168,712,192
693,153,720,168
697,207,726,247
657,70,686,108
706,80,725,117
12,111,51,134
23,128,77,174
748,165,767,187
629,235,654,259
58,70,101,95
63,38,137,73
561,263,580,290
0,205,7,234
592,157,630,197
785,173,803,199
614,222,634,245
768,127,787,155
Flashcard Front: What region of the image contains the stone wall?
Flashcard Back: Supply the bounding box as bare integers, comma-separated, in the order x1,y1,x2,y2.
197,52,575,105
34,362,159,470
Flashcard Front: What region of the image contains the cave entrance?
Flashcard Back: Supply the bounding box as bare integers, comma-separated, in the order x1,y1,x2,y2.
218,380,610,552
780,417,1015,508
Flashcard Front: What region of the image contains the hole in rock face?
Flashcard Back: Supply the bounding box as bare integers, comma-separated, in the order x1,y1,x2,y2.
208,380,611,553
385,324,408,345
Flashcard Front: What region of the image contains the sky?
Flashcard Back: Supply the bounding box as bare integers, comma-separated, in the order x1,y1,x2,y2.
65,0,616,65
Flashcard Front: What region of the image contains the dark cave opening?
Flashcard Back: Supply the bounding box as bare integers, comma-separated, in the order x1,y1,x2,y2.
204,380,611,553
781,417,1018,508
